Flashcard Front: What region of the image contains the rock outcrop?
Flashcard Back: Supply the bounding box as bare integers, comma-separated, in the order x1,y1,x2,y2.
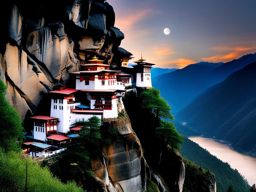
91,104,146,192
0,0,124,118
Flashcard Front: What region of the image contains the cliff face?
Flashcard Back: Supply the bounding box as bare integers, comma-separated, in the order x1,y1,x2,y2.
0,0,123,118
92,107,146,192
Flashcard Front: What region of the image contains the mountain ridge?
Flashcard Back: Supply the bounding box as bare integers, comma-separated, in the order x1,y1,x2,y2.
177,61,256,155
153,53,256,113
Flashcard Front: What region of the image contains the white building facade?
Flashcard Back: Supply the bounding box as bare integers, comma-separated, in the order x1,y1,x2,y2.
31,116,58,141
134,58,155,88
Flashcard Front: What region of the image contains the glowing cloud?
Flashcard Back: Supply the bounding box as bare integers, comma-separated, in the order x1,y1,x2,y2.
159,58,196,68
115,9,152,32
202,46,256,62
152,46,174,57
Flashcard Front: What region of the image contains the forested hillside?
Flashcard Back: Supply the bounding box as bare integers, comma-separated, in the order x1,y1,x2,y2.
177,62,256,155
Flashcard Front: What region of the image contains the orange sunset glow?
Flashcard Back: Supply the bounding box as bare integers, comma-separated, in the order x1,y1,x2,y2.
108,0,256,68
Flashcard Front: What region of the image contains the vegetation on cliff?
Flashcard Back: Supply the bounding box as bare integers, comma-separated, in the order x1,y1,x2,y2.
140,89,182,150
0,80,23,152
0,80,82,192
0,151,82,192
126,88,183,152
124,88,184,191
48,116,123,190
48,116,103,190
183,160,215,192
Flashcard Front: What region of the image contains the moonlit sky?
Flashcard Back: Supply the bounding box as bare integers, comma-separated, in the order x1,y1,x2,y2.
108,0,256,68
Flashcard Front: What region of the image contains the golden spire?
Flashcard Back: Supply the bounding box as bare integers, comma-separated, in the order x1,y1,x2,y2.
136,53,146,63
91,55,99,61
88,55,104,64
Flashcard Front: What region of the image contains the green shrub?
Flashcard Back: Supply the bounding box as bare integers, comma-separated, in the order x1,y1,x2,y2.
0,80,23,152
0,151,82,192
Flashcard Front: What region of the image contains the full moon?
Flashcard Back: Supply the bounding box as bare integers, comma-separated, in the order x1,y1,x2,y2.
163,27,171,35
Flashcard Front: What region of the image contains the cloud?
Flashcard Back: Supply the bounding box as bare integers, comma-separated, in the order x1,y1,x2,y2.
159,58,196,68
152,47,175,57
114,8,153,50
202,46,256,62
115,9,151,32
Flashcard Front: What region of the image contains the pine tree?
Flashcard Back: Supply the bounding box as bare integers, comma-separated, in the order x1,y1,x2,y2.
139,88,183,150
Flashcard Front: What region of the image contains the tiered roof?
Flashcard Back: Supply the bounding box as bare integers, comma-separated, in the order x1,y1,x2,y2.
47,134,69,141
49,88,77,95
134,56,155,66
31,116,57,121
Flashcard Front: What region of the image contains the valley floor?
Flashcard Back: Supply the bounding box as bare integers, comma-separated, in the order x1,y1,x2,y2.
189,136,256,186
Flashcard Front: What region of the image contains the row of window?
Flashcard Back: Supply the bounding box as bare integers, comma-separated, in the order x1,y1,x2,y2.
102,80,116,86
53,105,76,110
84,79,117,86
108,80,116,85
53,105,63,110
98,75,116,79
35,126,45,133
53,99,63,104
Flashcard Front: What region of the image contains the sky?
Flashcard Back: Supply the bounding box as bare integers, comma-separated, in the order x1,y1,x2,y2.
108,0,256,68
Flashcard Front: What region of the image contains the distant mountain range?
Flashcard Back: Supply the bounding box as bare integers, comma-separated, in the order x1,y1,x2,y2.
177,60,256,155
153,53,256,113
153,53,256,154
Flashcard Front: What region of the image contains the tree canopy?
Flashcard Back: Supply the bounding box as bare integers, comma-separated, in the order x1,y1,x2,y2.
140,88,173,119
156,121,183,150
139,88,183,150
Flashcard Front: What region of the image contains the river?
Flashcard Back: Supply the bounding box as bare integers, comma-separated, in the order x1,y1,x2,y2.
189,137,256,186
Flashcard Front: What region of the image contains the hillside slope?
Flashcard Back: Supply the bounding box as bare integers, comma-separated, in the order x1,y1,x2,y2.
181,138,250,192
151,67,176,79
177,61,256,154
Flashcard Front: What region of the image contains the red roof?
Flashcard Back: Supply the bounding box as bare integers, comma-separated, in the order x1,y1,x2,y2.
47,134,69,141
80,89,117,93
71,69,120,75
49,88,77,95
70,126,82,131
116,73,132,77
23,142,34,145
71,109,103,114
31,116,57,121
80,64,109,67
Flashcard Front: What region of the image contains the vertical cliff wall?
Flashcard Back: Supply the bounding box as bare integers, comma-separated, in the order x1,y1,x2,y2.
0,0,124,118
